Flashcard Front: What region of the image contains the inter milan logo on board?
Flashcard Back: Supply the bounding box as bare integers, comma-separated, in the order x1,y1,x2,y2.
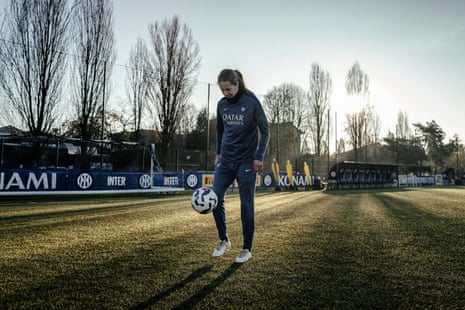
263,174,273,187
186,174,199,188
76,173,93,190
139,174,152,189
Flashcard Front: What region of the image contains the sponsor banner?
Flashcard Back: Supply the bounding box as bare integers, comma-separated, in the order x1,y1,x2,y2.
183,172,311,189
0,169,154,192
188,172,268,189
153,172,181,188
398,174,439,187
274,173,313,188
202,174,214,187
0,170,61,191
0,169,317,194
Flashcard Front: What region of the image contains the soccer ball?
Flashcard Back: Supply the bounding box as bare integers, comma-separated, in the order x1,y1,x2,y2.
191,187,218,214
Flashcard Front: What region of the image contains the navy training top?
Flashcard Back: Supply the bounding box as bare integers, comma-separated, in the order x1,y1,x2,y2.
216,91,270,162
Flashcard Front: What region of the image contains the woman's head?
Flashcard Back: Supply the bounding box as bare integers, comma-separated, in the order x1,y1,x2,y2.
217,69,245,99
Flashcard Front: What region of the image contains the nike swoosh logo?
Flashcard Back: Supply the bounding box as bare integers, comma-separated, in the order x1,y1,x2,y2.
245,169,253,172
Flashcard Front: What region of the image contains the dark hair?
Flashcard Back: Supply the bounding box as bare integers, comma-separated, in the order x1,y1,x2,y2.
217,69,246,92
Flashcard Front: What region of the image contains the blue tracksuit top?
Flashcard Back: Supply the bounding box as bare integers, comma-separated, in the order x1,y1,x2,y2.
216,91,270,162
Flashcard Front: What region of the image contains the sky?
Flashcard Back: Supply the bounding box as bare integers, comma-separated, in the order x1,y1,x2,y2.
1,0,464,148
110,0,465,147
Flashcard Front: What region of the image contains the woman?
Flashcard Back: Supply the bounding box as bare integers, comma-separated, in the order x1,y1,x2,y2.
212,69,269,263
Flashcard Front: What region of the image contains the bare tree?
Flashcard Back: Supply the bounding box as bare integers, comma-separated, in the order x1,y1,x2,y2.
263,87,281,125
126,37,150,142
308,63,332,157
71,0,115,141
283,84,306,128
0,0,71,135
337,138,346,154
345,109,367,161
367,105,381,145
345,61,370,161
263,83,306,127
263,83,306,161
345,106,379,162
395,110,411,140
345,61,369,96
178,103,197,135
147,16,201,164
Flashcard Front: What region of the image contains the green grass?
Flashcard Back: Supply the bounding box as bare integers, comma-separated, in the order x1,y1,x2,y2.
1,188,465,309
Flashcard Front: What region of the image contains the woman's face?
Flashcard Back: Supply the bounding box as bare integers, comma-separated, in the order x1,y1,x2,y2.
219,81,239,99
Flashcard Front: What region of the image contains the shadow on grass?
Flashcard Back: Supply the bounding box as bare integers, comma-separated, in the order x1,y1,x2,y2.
130,265,213,310
371,192,465,306
374,192,465,255
0,192,185,205
0,195,187,224
173,263,242,309
0,202,147,223
322,187,408,196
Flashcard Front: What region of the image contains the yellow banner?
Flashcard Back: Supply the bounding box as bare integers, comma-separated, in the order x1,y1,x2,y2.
286,160,293,186
272,158,280,183
304,161,312,186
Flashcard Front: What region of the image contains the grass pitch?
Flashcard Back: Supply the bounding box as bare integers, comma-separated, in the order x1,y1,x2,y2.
1,187,465,309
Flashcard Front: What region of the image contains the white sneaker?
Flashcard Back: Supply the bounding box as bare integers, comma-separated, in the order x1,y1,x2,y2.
212,239,231,257
235,249,252,263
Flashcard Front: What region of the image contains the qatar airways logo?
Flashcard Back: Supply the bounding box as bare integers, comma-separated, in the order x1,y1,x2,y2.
223,113,244,126
0,172,57,190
